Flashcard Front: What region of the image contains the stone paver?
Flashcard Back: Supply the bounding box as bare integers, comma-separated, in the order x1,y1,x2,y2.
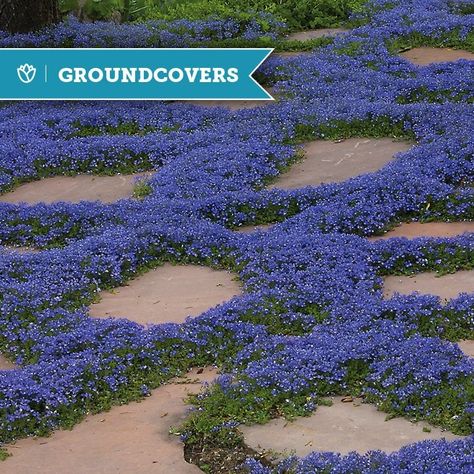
241,397,463,457
2,246,39,254
286,28,349,41
0,354,16,370
90,263,241,325
400,47,474,65
273,51,309,58
234,224,273,234
2,368,217,474
0,174,147,204
269,138,413,189
383,270,474,301
458,340,474,357
370,222,474,241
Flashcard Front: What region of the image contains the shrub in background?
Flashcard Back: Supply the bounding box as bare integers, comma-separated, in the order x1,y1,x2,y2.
59,0,367,28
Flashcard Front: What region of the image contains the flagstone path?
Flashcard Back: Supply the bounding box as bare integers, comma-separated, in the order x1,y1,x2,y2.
0,174,148,204
370,222,474,240
383,270,474,301
400,47,474,65
89,264,241,325
0,354,16,370
241,396,462,457
269,138,413,189
2,368,217,474
286,28,349,41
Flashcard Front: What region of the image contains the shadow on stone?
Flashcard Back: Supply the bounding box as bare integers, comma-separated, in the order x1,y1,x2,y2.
0,173,148,205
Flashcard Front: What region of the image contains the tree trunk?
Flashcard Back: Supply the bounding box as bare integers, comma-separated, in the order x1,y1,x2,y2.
0,0,60,34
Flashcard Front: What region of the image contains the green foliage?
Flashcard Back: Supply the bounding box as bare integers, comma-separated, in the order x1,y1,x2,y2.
138,0,367,30
378,243,474,277
70,120,157,137
83,0,122,20
388,30,474,54
0,448,10,461
232,0,364,29
132,179,153,199
450,1,474,15
59,0,147,21
182,382,320,447
396,86,474,105
59,0,79,13
146,0,254,22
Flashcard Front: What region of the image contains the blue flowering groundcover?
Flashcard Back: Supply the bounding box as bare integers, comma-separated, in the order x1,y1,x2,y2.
0,0,473,472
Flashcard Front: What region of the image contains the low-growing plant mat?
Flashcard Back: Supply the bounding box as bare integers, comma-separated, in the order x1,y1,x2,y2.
1,1,474,472
185,88,276,110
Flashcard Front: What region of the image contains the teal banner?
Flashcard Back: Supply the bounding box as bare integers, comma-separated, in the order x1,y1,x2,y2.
1,48,273,101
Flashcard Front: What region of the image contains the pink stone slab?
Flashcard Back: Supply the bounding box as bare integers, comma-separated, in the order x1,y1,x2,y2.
241,397,463,456
90,264,241,325
400,47,474,65
458,340,474,357
234,224,273,234
270,138,413,189
0,173,147,204
287,28,349,41
370,222,474,241
0,354,16,370
383,270,474,301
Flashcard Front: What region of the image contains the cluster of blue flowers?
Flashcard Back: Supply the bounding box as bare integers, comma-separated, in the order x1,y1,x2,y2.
0,14,286,48
0,0,473,471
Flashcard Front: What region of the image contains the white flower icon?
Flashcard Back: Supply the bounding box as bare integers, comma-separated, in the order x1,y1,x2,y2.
17,64,37,84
